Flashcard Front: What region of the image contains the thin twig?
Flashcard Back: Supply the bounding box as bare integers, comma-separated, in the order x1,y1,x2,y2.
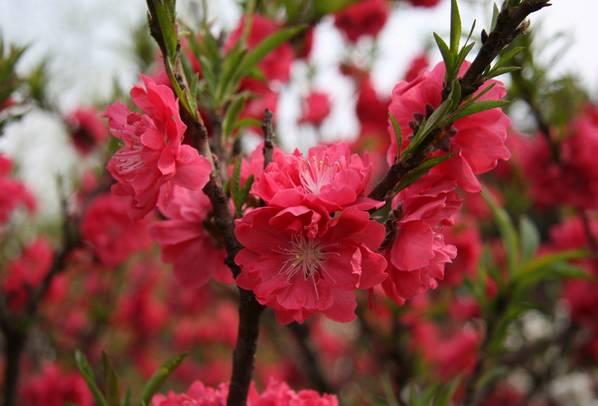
262,109,275,168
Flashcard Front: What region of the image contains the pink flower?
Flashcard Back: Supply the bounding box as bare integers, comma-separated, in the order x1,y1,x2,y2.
66,107,108,154
21,363,93,406
334,0,390,43
149,186,232,287
226,15,294,85
235,206,387,323
299,91,332,126
444,219,482,285
412,321,480,380
356,78,389,137
408,0,442,7
81,194,151,266
252,143,380,212
151,379,337,406
387,62,511,193
0,155,36,225
2,237,53,312
113,264,168,337
382,174,461,305
522,105,598,210
256,379,338,405
106,75,211,220
404,54,429,82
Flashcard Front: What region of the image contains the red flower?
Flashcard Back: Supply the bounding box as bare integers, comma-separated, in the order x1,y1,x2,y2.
252,143,380,212
404,54,429,82
0,155,36,225
235,206,387,323
387,62,511,193
149,186,232,287
408,0,442,7
334,0,390,43
382,174,461,305
299,91,332,126
21,363,93,406
522,105,598,210
444,219,482,285
81,194,151,266
2,238,53,312
106,75,211,220
412,321,480,380
356,78,389,137
66,107,108,155
151,379,337,405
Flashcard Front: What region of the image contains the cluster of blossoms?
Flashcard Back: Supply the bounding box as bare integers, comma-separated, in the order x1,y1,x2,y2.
231,59,510,323
106,75,211,220
519,105,598,210
548,217,598,361
0,154,36,225
20,363,92,406
103,54,510,326
152,378,337,406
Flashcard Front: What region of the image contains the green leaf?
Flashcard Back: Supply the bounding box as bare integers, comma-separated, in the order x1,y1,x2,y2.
495,46,525,70
491,2,500,31
124,389,132,406
236,25,305,81
405,96,452,156
140,353,188,405
102,352,120,406
148,0,178,62
433,33,453,74
450,0,462,54
240,175,254,211
449,79,462,110
434,376,462,406
313,0,357,16
486,66,522,79
477,367,508,392
451,99,509,122
235,118,262,131
231,158,253,217
222,95,248,137
216,47,247,104
455,42,475,72
389,114,403,156
482,187,519,274
396,154,452,192
518,250,587,276
519,216,540,262
381,374,400,406
75,350,108,406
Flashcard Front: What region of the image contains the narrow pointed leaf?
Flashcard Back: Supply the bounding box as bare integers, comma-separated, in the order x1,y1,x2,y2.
140,353,188,404
75,350,108,406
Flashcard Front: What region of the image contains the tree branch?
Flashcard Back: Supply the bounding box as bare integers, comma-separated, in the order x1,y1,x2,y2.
262,109,275,168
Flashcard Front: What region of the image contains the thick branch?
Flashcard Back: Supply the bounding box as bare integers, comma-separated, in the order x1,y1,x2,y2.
227,289,264,406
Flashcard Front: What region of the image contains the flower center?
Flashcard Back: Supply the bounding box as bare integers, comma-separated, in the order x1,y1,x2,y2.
115,145,144,174
299,158,338,195
279,234,325,282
